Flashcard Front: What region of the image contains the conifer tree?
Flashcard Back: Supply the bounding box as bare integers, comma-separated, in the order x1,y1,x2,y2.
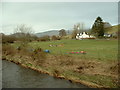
91,16,104,37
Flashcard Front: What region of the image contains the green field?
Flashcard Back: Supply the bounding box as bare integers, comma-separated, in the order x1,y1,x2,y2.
28,39,118,62
8,39,118,88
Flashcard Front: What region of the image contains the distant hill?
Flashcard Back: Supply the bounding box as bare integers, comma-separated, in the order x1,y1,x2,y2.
104,24,119,34
35,30,73,37
35,30,59,37
103,22,112,28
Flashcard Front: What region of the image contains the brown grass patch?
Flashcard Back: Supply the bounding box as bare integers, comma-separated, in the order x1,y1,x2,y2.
2,44,16,56
43,54,118,80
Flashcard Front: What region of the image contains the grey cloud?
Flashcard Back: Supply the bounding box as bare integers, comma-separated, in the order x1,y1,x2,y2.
2,2,118,34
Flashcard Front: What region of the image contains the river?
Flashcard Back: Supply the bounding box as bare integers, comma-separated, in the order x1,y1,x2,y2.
2,60,88,88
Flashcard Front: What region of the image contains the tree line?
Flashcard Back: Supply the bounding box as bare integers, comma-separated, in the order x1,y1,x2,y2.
59,16,107,39
2,16,117,44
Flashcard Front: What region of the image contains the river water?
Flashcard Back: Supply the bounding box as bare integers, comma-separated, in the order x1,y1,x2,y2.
2,60,88,88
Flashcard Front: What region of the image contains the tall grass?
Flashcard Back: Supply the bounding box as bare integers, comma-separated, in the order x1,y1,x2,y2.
2,43,47,66
2,44,16,56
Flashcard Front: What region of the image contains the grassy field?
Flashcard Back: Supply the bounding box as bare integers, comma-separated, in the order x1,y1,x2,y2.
28,39,118,62
8,39,118,88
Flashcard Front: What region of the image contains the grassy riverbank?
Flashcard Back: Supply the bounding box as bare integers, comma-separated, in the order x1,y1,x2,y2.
2,39,119,88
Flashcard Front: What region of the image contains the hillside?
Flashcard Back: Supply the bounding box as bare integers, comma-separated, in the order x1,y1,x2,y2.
35,30,59,37
35,30,73,37
104,24,119,34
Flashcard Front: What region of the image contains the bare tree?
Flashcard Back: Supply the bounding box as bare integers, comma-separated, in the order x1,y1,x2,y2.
71,23,85,39
76,22,85,33
14,24,34,42
14,24,33,34
71,24,79,39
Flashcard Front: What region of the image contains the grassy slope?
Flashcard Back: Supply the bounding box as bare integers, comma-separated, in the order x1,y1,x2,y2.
104,24,119,34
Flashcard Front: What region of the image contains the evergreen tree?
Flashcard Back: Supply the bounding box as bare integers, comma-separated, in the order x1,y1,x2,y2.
91,16,104,37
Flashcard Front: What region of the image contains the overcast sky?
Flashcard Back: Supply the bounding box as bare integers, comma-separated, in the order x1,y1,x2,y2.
1,2,118,35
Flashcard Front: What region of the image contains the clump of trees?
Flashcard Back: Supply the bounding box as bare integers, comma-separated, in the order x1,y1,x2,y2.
59,29,66,37
91,16,104,38
14,24,37,42
2,34,17,44
37,35,61,42
2,24,38,44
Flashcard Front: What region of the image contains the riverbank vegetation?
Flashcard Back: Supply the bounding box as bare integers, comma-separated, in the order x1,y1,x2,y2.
1,22,119,88
2,38,119,88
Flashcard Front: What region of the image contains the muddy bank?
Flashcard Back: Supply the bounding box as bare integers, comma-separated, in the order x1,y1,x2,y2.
2,55,114,88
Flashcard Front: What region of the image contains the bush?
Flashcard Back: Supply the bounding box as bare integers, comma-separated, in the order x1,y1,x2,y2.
37,35,50,42
2,35,17,44
13,33,38,42
51,35,61,40
30,48,46,66
16,44,46,66
2,44,16,56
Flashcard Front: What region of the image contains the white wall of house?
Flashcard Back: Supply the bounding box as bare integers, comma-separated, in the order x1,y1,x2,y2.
76,32,95,40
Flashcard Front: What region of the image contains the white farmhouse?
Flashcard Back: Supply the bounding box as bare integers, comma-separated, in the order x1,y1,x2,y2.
76,32,95,40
